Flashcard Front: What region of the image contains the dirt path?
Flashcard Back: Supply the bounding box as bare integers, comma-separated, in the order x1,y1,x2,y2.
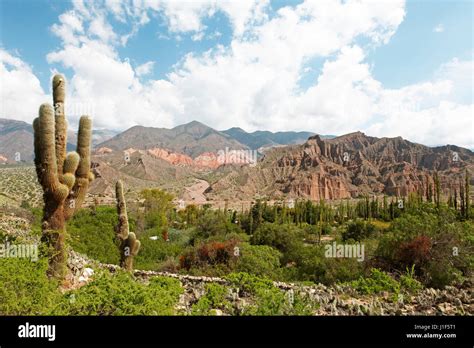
182,179,209,204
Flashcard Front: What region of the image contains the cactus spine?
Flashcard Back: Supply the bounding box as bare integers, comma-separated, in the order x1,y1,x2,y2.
33,74,94,279
115,180,141,271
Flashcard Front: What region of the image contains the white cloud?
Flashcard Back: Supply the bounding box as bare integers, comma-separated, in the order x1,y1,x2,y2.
433,23,444,33
135,61,155,76
0,49,48,122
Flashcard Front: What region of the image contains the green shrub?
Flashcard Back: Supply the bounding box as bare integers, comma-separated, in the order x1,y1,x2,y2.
236,243,282,279
251,223,304,264
225,272,314,315
0,257,60,315
342,219,376,242
376,212,473,288
68,207,120,264
191,283,232,315
399,265,423,293
192,210,243,241
56,271,183,315
134,229,185,271
350,268,400,295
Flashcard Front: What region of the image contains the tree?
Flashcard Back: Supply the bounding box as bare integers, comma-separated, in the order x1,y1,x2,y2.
140,188,174,229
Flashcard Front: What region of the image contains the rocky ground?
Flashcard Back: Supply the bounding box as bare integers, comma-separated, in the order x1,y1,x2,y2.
69,250,473,316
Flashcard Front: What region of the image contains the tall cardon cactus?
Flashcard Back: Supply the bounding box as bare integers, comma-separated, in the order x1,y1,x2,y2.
115,180,141,271
33,74,94,278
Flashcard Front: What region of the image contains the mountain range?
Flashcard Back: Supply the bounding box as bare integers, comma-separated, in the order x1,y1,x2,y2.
1,117,472,204
0,118,330,163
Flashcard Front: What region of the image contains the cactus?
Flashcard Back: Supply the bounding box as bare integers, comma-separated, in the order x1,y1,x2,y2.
115,180,141,271
33,74,94,279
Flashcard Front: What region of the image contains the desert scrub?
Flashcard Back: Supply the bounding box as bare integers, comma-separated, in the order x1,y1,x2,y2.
67,207,120,264
0,257,61,315
55,271,183,315
134,228,185,271
399,265,423,293
225,272,314,315
348,268,423,296
235,243,282,279
191,283,232,315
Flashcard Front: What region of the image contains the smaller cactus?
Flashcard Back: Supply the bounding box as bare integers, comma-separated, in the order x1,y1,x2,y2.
115,180,140,271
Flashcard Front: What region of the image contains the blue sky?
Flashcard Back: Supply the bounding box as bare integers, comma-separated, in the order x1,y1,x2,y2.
0,0,472,148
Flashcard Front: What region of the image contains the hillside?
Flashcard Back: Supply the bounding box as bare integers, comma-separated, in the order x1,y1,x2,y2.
0,118,116,163
221,127,324,150
206,132,474,201
98,121,248,158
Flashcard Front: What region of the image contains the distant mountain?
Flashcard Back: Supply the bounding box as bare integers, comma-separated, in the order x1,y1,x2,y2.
98,120,248,158
0,118,35,162
0,118,117,163
222,127,333,150
206,132,474,201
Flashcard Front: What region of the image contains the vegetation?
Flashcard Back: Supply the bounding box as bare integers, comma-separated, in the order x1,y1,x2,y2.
1,169,472,315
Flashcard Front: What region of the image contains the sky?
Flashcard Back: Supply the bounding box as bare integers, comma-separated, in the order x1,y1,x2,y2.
0,0,473,148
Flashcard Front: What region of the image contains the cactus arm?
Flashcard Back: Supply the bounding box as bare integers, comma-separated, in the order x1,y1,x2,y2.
61,152,80,189
64,115,93,220
37,103,69,203
33,117,42,183
115,180,130,240
53,74,67,175
115,180,140,271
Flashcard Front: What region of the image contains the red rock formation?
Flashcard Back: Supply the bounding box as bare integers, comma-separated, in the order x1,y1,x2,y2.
96,147,113,155
147,148,194,166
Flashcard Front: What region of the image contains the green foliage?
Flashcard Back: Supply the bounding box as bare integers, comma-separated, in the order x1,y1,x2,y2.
251,222,304,264
141,188,175,229
294,245,365,285
350,268,401,295
399,265,423,293
68,206,120,264
55,271,183,315
193,210,242,241
0,257,60,315
376,212,473,288
236,243,282,279
191,283,232,315
342,219,377,242
225,272,314,315
350,267,423,296
134,228,185,271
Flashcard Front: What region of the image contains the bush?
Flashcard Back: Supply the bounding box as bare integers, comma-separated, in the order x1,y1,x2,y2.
342,219,376,242
350,267,423,295
191,283,232,315
179,239,239,271
56,271,183,315
0,258,60,315
134,228,185,271
236,243,282,279
68,207,120,264
251,223,304,264
225,272,314,315
396,235,431,268
192,210,242,241
350,268,400,295
399,265,423,293
294,245,365,285
375,212,473,288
